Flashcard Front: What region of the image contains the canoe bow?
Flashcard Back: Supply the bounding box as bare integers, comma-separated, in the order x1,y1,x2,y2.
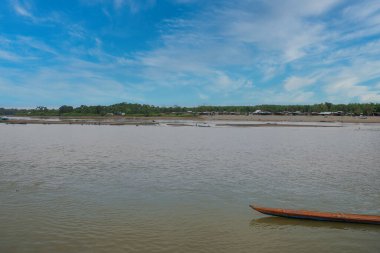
250,204,380,225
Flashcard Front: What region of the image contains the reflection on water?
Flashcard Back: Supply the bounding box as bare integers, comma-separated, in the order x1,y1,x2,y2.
0,124,379,252
251,217,379,231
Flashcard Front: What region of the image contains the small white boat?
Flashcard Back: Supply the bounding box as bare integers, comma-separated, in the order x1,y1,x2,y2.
196,122,211,127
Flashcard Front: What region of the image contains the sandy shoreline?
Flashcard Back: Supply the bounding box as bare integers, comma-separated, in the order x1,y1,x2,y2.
201,115,380,123
2,114,379,127
2,114,380,123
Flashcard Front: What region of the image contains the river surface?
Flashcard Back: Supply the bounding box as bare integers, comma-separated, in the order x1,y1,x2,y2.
0,124,379,252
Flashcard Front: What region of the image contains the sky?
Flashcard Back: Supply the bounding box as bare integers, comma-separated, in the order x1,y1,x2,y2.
1,0,380,107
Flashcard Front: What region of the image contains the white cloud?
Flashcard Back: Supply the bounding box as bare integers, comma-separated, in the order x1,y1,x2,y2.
342,0,380,24
221,0,341,62
113,0,125,9
112,0,156,13
246,89,317,104
126,0,380,103
4,0,380,105
12,0,33,18
10,0,64,24
327,0,380,43
0,61,144,107
198,93,208,100
210,72,253,93
360,93,380,102
293,91,315,103
173,0,199,4
0,49,21,61
0,36,60,62
320,59,380,102
322,39,380,65
284,76,316,91
325,78,380,103
17,36,58,55
134,0,344,93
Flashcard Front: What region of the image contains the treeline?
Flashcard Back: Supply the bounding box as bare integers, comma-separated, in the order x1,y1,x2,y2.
194,102,380,115
1,102,380,116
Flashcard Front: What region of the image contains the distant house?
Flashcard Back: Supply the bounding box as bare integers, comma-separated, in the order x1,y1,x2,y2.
292,111,303,115
252,110,272,115
333,111,344,116
252,110,262,115
318,112,332,116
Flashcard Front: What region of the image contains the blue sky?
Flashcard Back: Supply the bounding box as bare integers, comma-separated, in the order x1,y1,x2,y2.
1,0,380,107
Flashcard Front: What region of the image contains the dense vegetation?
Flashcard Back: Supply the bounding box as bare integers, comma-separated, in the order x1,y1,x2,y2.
1,102,380,116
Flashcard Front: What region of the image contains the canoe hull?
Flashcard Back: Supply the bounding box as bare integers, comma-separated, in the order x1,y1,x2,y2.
250,204,380,225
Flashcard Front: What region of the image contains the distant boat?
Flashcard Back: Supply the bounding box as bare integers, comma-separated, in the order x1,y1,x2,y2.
196,122,211,127
250,204,380,225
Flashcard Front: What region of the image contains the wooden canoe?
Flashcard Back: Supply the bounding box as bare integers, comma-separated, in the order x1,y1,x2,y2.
250,204,380,225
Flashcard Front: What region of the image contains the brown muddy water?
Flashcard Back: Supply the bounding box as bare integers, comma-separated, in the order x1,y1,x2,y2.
0,124,379,252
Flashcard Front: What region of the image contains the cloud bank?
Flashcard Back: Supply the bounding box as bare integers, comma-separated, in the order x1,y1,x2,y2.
1,0,380,107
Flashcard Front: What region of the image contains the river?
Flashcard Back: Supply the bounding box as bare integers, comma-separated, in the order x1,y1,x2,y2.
0,124,379,252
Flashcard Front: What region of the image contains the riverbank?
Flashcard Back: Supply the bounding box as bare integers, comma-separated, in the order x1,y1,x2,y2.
1,115,379,127
2,115,380,125
0,115,365,127
201,115,380,123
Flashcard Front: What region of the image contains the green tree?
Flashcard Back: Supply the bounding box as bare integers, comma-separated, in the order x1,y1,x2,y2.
59,105,74,114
